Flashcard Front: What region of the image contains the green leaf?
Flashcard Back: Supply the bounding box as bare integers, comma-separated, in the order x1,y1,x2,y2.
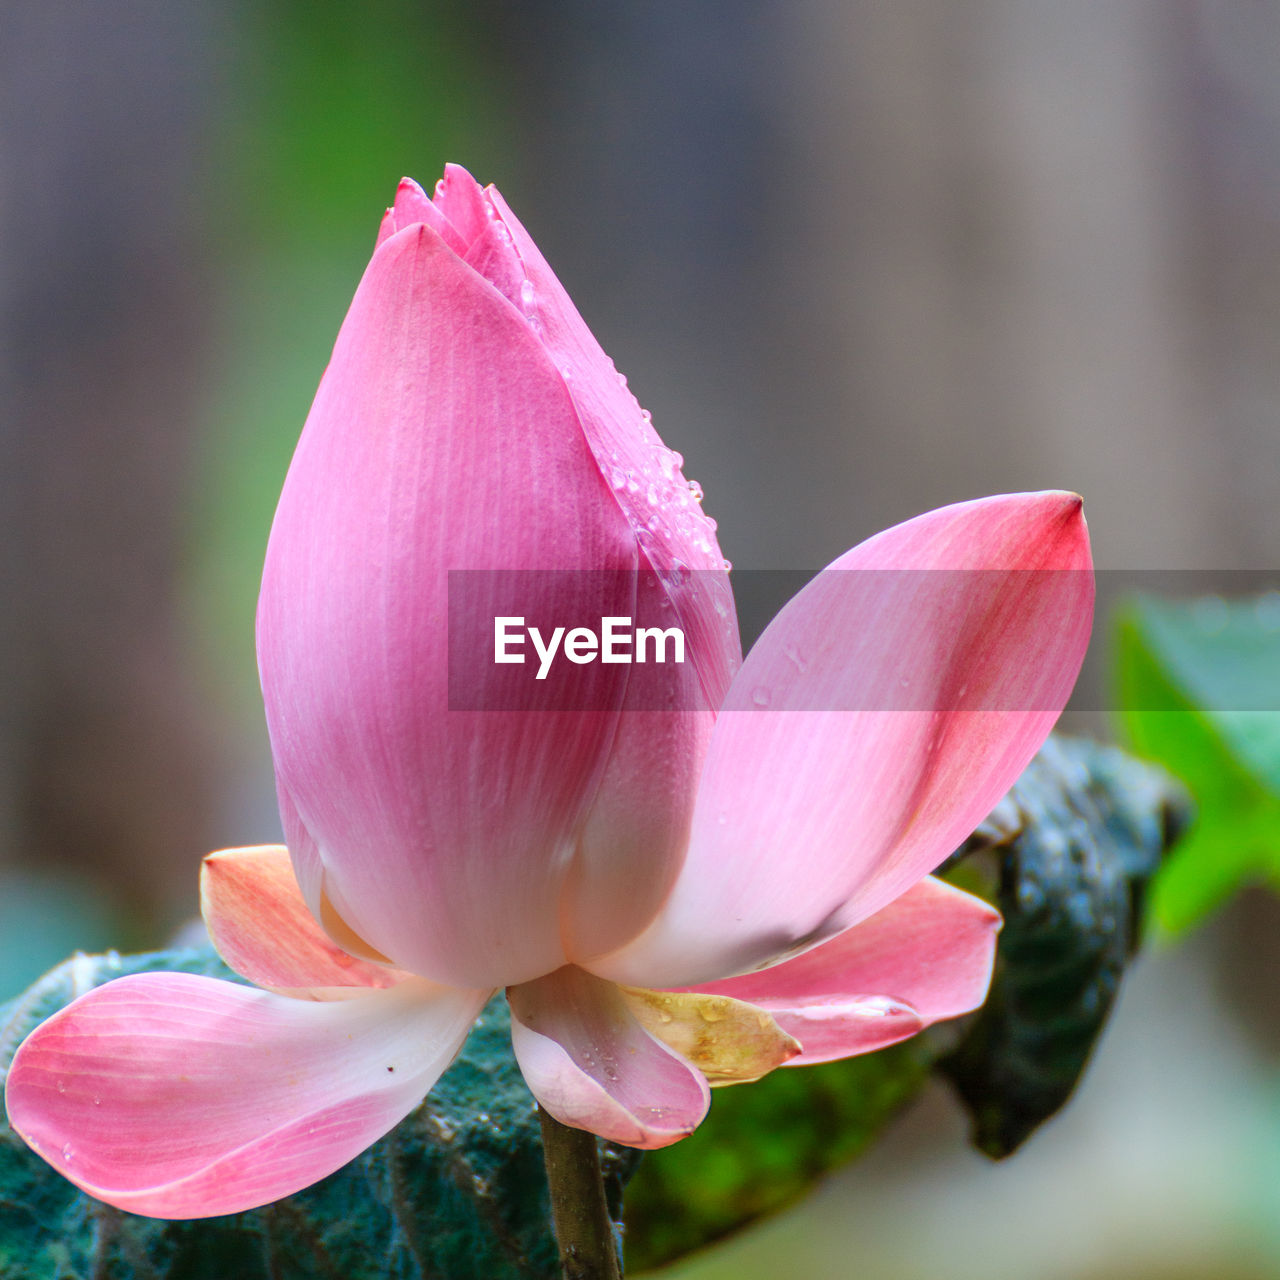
1114,594,1280,934
0,949,637,1280
625,736,1184,1269
936,736,1187,1157
622,1041,929,1273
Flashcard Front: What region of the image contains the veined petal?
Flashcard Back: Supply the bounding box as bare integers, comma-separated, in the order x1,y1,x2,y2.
595,492,1092,986
200,845,408,998
507,967,709,1149
561,563,714,962
3,974,488,1218
258,219,641,988
679,877,1000,1063
483,179,741,711
620,987,800,1085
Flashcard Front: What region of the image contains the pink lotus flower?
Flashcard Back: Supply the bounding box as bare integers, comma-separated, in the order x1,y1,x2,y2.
3,167,1093,1219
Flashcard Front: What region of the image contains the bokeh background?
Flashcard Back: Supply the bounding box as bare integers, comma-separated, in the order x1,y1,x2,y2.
3,2,1280,1276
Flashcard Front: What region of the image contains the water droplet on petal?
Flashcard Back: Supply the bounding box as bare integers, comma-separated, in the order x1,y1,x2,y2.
852,996,904,1018
751,687,772,708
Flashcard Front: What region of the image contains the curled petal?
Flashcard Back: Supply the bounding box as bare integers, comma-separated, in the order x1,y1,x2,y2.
620,987,800,1085
681,877,1000,1063
200,845,407,998
507,967,709,1149
4,974,488,1218
596,492,1092,986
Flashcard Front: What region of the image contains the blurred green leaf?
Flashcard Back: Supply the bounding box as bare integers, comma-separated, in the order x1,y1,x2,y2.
937,736,1187,1157
626,736,1184,1270
1114,593,1280,934
0,949,636,1280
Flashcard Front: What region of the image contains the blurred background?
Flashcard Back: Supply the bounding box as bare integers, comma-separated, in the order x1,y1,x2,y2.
2,1,1280,1276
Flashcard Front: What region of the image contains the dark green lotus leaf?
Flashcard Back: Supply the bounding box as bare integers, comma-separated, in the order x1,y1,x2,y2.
937,735,1189,1157
0,948,637,1280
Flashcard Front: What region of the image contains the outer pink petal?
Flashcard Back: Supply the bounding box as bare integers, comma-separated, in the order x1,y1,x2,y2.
429,165,740,962
200,846,408,998
680,877,1000,1063
258,220,643,988
507,967,709,1150
447,167,742,957
3,974,487,1218
596,492,1092,986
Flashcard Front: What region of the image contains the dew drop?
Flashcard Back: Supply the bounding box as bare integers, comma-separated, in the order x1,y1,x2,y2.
61,1143,74,1162
751,686,772,708
783,643,807,673
519,278,536,312
56,1080,66,1094
853,996,902,1018
687,480,704,502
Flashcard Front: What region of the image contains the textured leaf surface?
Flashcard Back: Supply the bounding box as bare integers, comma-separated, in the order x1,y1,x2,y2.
937,736,1188,1157
1115,593,1280,934
625,736,1186,1269
0,949,637,1280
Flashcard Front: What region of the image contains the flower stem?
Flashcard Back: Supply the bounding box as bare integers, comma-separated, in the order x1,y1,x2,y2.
538,1106,624,1280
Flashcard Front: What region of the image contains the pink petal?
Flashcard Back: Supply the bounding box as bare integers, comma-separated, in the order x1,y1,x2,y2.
507,967,709,1150
258,219,645,988
200,845,407,998
680,877,1000,1063
484,178,741,711
559,564,715,962
375,177,469,255
431,162,493,252
438,165,742,959
4,974,487,1218
595,492,1092,986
